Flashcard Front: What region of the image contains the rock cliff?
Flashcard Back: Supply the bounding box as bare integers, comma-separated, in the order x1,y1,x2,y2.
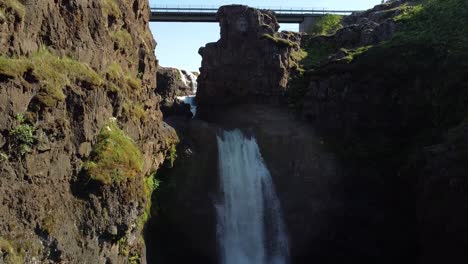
196,5,304,118
0,0,176,263
292,0,468,263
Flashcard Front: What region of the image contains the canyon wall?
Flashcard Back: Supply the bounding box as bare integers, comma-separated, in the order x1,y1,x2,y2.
0,0,176,263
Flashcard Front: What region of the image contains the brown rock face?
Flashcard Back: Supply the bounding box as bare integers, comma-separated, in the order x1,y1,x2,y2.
0,0,176,263
196,5,302,117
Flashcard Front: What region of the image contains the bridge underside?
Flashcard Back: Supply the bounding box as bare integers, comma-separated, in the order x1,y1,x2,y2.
150,12,319,23
150,12,323,32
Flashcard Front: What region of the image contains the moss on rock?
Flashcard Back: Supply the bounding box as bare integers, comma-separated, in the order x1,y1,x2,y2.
0,238,23,264
0,48,103,107
0,0,25,23
83,120,143,185
262,33,296,47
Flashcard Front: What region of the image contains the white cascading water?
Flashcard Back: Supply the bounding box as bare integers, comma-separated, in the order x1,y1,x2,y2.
176,69,198,117
178,69,198,93
216,129,289,264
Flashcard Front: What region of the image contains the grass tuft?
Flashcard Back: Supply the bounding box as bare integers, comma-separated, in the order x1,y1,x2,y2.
262,33,296,47
105,62,142,93
0,0,25,23
111,29,133,52
0,48,103,107
123,100,146,122
0,237,23,264
102,0,122,19
83,120,143,185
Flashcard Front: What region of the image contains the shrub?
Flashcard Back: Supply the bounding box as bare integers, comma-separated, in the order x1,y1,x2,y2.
83,120,143,185
307,14,343,36
8,114,36,157
165,144,177,168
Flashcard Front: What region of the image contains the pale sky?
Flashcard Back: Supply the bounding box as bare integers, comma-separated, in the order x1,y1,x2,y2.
149,0,382,71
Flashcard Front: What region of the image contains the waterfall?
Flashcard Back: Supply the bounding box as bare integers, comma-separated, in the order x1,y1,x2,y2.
176,95,197,117
216,129,289,264
176,69,198,117
178,69,198,93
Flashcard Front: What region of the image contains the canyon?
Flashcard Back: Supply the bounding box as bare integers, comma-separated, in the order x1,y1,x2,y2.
1,0,468,264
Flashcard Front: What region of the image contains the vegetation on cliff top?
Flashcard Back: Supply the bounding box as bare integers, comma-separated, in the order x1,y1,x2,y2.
306,14,343,36
364,0,468,129
83,120,143,185
0,48,103,107
293,0,468,163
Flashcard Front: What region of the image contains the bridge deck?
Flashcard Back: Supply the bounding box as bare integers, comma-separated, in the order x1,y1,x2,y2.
150,7,357,23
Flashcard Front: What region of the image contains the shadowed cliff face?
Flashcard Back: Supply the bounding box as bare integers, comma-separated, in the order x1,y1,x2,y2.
0,0,177,263
152,1,468,263
196,5,304,118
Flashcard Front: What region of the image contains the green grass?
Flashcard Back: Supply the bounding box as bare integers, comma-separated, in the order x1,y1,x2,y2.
0,48,103,107
0,152,8,162
106,62,142,93
123,100,146,122
262,33,296,47
0,0,25,23
310,0,468,162
102,0,122,19
389,0,468,55
83,120,143,185
340,45,374,62
111,29,133,52
307,14,343,36
301,40,335,68
137,173,160,229
0,238,23,264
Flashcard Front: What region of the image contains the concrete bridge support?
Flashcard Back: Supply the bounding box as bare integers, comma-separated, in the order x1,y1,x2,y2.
299,16,320,33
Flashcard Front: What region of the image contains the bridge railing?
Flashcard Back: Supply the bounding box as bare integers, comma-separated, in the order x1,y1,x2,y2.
150,6,357,15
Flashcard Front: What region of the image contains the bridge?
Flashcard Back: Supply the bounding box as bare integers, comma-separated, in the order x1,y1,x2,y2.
150,6,359,32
